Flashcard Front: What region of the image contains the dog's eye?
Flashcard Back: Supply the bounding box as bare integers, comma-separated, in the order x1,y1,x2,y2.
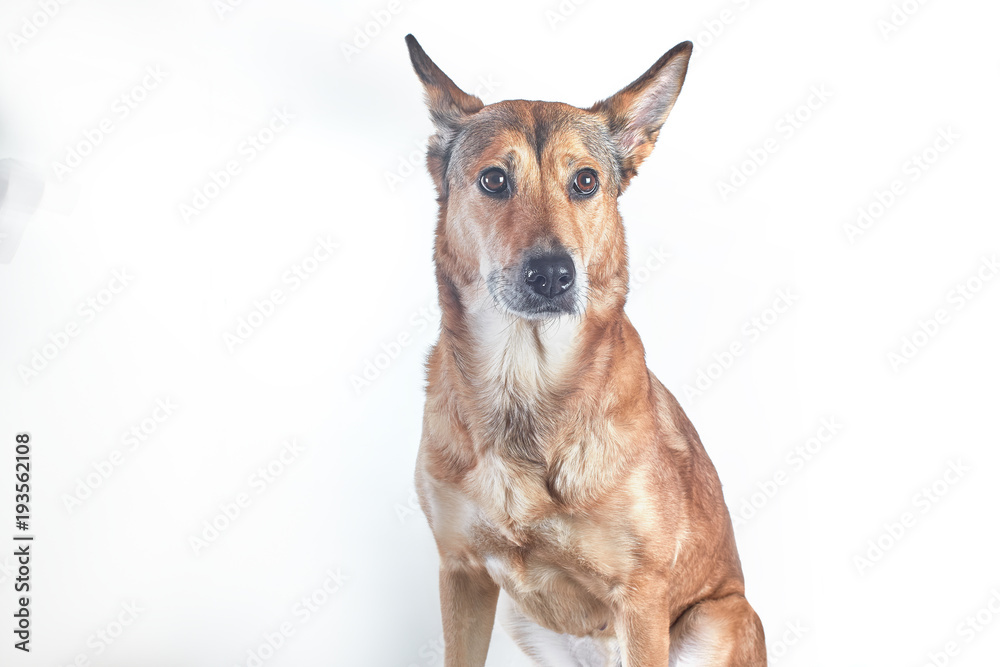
479,168,508,194
572,169,598,196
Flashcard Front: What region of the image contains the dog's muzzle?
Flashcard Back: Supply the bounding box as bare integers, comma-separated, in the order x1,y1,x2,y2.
490,250,580,319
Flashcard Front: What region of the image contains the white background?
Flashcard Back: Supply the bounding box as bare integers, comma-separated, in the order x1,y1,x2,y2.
1,0,999,665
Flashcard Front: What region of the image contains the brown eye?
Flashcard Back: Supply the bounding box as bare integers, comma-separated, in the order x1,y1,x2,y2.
572,169,598,196
479,168,508,194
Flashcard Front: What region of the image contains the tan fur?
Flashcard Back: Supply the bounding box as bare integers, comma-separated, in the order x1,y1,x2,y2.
406,35,766,666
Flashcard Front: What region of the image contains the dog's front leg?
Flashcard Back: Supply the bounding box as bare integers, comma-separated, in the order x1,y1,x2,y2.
615,593,672,667
439,565,500,667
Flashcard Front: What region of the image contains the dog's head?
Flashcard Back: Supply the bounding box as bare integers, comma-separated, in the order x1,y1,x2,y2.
406,35,691,321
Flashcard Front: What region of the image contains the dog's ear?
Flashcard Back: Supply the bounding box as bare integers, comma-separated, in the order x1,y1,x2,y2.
406,34,484,195
590,41,692,191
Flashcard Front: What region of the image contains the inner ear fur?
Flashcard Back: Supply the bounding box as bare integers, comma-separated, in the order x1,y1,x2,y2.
406,34,484,196
589,41,692,190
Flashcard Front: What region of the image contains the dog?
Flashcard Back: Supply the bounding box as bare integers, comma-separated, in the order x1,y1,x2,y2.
405,34,766,666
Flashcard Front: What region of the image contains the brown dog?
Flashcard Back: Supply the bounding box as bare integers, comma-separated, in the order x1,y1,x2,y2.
406,34,766,666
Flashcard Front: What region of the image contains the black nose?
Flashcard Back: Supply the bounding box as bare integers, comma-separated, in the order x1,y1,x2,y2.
524,253,575,298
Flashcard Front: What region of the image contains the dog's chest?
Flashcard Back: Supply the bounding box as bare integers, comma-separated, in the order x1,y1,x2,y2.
423,313,634,630
463,477,629,635
431,448,632,634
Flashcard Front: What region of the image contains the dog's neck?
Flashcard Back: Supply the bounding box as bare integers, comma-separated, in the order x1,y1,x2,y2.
437,274,645,447
468,305,582,395
432,278,654,514
446,301,585,468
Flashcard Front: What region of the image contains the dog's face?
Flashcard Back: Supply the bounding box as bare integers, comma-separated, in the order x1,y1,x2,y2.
406,36,691,321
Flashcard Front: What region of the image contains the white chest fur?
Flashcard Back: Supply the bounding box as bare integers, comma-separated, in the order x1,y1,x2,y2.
469,305,580,395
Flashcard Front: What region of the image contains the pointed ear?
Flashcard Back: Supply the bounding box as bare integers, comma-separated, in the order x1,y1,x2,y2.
590,41,692,190
405,34,484,195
